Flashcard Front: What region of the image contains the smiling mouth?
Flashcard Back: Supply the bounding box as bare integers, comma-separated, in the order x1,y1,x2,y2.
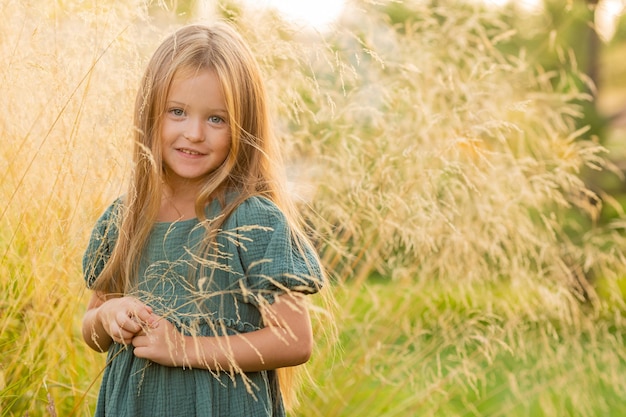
178,148,204,156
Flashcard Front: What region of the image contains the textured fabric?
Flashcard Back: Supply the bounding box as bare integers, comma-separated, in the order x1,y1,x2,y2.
83,196,323,416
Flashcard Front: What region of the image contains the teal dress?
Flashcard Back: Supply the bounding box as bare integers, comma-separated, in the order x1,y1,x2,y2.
83,196,323,416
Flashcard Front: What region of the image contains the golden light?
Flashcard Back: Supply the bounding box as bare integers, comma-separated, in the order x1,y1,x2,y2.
241,0,346,31
596,0,625,41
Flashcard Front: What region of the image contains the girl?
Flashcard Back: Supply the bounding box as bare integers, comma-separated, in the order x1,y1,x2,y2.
82,22,325,416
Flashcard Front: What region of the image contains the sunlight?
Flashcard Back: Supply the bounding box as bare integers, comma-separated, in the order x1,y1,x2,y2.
241,0,345,31
473,0,624,41
596,0,625,41
472,0,543,12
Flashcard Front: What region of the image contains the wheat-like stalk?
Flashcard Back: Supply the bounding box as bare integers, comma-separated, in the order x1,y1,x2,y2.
2,0,626,416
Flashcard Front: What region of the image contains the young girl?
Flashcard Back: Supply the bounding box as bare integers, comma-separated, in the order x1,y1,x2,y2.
82,22,325,416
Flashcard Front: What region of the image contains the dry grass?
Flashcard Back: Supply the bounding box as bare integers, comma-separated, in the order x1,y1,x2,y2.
0,1,150,414
2,0,626,416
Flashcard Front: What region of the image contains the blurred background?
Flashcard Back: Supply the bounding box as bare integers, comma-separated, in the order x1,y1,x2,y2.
1,0,626,416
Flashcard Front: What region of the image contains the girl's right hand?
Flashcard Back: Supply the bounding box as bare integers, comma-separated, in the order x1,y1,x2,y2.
97,297,156,345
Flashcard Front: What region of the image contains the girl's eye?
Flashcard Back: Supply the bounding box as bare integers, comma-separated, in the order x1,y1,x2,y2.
170,108,185,117
208,115,225,124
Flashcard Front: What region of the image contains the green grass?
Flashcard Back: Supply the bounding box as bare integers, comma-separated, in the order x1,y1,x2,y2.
301,281,626,417
2,0,626,416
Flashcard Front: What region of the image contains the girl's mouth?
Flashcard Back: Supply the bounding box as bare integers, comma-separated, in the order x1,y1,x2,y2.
177,148,203,156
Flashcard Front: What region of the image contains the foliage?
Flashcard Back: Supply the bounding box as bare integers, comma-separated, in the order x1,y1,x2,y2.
1,0,626,416
304,280,626,416
291,1,626,294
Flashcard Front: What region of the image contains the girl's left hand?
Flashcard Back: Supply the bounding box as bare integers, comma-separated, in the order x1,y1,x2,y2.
131,315,188,368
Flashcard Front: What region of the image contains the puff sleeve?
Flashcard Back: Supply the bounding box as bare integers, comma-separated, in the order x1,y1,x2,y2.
226,196,324,306
82,200,121,289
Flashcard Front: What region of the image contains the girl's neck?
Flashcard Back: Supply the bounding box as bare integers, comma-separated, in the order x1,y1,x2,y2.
158,182,201,222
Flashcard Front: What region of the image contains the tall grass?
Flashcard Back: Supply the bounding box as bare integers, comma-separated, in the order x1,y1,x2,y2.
1,0,626,416
290,2,626,415
1,1,151,414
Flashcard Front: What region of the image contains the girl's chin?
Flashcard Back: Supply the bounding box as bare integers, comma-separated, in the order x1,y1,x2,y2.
163,173,207,186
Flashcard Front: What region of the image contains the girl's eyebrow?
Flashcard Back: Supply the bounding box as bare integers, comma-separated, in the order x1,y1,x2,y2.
166,100,228,113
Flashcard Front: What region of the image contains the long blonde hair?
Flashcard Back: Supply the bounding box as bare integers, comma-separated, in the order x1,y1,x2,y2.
91,22,321,409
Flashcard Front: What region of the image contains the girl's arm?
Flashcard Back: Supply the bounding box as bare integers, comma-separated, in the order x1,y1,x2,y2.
131,293,314,371
82,292,156,352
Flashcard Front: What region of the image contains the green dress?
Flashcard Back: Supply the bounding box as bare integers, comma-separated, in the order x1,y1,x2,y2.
83,196,323,416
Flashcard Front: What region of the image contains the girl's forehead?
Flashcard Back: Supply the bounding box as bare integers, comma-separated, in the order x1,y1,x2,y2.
168,68,223,96
172,65,217,82
165,69,227,110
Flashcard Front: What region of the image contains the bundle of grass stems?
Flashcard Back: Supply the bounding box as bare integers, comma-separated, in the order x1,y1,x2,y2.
1,0,625,416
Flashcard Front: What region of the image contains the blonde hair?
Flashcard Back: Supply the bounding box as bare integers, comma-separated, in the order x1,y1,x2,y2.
91,22,321,409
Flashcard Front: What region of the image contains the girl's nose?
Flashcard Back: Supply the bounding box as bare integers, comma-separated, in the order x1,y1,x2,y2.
183,119,204,142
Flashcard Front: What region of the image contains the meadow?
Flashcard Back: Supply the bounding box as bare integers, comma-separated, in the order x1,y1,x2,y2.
2,0,626,416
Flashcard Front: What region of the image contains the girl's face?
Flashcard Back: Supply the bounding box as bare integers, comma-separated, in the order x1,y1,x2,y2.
160,69,231,190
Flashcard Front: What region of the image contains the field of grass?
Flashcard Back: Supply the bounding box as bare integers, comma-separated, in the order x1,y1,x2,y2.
2,0,626,416
305,279,626,417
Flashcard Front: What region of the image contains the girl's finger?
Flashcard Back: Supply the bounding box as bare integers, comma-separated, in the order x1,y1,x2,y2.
119,313,141,333
132,334,147,348
132,308,157,328
113,330,132,345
